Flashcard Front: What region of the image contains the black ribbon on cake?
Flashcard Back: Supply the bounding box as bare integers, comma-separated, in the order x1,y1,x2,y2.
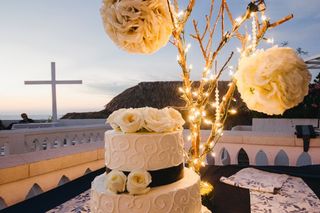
106,163,184,187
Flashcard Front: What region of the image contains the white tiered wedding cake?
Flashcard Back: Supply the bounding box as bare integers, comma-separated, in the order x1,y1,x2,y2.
90,107,210,213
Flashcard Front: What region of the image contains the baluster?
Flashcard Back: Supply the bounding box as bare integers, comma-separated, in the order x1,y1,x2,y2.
3,143,9,156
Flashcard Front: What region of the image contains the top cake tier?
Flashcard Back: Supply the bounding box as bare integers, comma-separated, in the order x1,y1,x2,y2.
105,130,184,171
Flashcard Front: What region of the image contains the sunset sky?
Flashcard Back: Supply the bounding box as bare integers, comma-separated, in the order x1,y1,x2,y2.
1,0,319,119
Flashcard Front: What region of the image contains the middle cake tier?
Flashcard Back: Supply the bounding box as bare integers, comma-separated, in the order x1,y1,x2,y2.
105,130,184,171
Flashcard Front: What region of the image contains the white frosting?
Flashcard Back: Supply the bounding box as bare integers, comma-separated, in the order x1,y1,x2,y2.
201,206,212,213
105,130,184,171
90,168,206,213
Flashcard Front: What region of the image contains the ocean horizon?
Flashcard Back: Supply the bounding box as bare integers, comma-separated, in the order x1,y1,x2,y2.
0,114,64,120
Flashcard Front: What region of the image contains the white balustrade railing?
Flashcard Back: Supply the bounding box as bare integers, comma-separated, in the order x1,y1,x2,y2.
184,130,320,167
0,124,108,156
1,124,319,165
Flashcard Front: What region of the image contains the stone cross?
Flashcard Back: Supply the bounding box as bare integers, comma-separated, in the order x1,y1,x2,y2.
24,62,82,121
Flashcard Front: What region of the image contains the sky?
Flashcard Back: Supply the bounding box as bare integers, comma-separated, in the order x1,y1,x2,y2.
0,0,319,119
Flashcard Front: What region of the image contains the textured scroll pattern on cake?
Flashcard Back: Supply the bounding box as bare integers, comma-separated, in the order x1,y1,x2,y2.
90,168,202,213
105,131,184,171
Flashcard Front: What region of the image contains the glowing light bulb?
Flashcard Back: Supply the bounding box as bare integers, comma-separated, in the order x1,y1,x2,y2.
215,122,222,127
204,119,212,125
235,16,242,24
185,43,191,52
202,77,209,82
266,38,274,44
203,67,210,75
177,10,184,18
192,91,198,97
229,109,237,114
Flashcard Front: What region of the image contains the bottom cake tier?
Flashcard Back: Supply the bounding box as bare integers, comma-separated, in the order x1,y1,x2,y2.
90,167,211,213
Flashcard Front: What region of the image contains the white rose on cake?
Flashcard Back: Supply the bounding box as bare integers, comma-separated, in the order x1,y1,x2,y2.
114,108,144,133
100,0,172,54
142,107,174,132
106,108,126,131
106,107,185,133
105,170,127,194
162,107,185,130
235,47,311,115
127,170,152,195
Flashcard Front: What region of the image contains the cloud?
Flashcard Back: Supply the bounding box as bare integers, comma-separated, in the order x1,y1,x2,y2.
86,81,135,95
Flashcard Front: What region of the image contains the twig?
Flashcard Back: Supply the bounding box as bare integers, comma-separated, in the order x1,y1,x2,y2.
257,14,293,40
191,20,207,58
201,0,215,40
177,0,196,34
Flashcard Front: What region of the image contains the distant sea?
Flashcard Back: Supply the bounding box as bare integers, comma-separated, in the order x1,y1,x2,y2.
0,114,64,120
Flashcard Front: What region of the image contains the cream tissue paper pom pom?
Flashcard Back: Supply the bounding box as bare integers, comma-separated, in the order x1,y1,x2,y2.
100,0,172,54
235,47,311,115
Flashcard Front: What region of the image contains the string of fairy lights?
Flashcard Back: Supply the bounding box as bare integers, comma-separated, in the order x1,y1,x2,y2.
167,0,292,174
